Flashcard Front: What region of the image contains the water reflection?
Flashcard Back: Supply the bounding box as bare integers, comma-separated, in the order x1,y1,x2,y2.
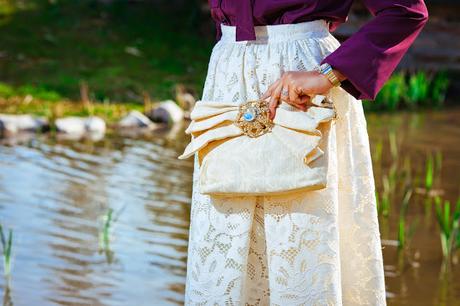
0,128,193,305
0,109,459,305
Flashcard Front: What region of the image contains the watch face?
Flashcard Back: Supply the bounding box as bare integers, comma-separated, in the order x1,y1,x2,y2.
321,63,332,74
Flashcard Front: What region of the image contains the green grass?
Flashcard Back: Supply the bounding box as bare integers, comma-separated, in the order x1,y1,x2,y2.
363,70,451,111
0,95,145,124
425,153,434,193
0,0,453,116
398,188,417,250
434,196,460,259
99,208,114,251
0,223,13,277
0,0,213,103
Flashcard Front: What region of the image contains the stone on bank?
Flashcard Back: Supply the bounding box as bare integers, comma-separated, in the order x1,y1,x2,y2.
145,100,185,124
0,114,49,136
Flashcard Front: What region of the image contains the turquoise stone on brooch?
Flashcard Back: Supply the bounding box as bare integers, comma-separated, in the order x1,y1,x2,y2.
242,107,257,121
235,100,274,138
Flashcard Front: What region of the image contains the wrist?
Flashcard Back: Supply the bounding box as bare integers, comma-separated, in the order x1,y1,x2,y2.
315,63,342,87
332,68,347,82
316,72,334,90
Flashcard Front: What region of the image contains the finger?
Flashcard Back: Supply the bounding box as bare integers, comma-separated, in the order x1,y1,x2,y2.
295,96,313,110
262,79,280,100
279,72,292,102
287,95,311,111
299,95,312,106
261,86,273,100
280,84,290,103
288,100,308,111
294,85,306,96
288,83,300,106
269,82,283,119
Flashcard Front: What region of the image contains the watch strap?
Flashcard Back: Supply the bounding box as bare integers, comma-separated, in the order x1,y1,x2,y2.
317,63,341,87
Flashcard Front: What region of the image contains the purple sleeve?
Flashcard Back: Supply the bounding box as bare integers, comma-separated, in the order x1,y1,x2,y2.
321,0,429,100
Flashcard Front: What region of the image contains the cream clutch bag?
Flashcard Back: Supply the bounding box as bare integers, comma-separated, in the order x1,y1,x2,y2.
177,94,337,196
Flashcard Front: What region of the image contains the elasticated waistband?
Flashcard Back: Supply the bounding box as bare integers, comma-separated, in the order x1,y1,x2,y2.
220,19,330,43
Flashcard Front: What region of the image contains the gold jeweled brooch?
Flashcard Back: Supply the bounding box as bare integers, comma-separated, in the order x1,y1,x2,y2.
234,100,274,138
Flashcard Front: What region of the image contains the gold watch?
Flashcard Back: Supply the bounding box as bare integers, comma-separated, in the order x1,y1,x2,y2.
317,63,341,87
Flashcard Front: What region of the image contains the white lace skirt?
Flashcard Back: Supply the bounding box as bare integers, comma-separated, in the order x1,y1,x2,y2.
185,20,387,306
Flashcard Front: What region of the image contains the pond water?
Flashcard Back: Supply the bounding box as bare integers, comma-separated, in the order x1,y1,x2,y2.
0,109,459,306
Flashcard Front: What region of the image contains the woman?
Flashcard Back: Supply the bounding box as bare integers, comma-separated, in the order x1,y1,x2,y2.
184,0,428,305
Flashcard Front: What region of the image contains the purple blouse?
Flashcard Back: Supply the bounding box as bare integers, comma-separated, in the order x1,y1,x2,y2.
209,0,429,100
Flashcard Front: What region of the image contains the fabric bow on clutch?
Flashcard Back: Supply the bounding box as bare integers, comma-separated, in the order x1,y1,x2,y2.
178,95,336,196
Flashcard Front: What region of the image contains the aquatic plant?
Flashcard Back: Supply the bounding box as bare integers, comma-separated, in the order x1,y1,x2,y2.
389,131,398,162
0,224,13,277
373,139,383,165
364,70,451,111
417,152,443,197
374,72,406,111
2,284,13,306
430,72,450,107
406,71,430,107
435,151,443,175
434,196,460,259
99,208,114,251
98,206,126,263
398,188,417,249
425,154,434,193
378,175,392,217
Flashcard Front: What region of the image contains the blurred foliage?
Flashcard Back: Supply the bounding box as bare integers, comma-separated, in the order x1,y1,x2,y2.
364,70,451,111
373,73,406,111
0,94,145,123
430,72,450,106
0,0,214,103
407,72,429,107
0,0,454,113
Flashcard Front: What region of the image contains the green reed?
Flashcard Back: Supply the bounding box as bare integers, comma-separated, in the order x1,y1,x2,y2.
398,188,417,249
373,139,383,165
2,284,13,306
376,132,401,218
377,175,392,217
434,196,460,259
418,151,443,198
98,206,125,263
425,154,434,193
99,208,114,251
364,70,451,111
0,224,13,277
430,72,450,108
406,71,430,107
389,131,398,162
374,73,406,111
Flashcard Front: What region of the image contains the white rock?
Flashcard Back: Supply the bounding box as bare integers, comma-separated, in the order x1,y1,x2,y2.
55,117,86,134
0,114,48,135
55,116,106,136
85,116,106,134
118,110,155,128
147,100,184,124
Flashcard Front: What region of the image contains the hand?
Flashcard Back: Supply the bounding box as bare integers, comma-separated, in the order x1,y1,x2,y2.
261,70,333,120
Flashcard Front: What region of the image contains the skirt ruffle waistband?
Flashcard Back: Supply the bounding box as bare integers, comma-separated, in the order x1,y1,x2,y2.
219,19,330,43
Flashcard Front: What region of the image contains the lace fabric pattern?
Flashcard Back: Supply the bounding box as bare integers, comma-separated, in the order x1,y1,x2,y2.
184,20,387,306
